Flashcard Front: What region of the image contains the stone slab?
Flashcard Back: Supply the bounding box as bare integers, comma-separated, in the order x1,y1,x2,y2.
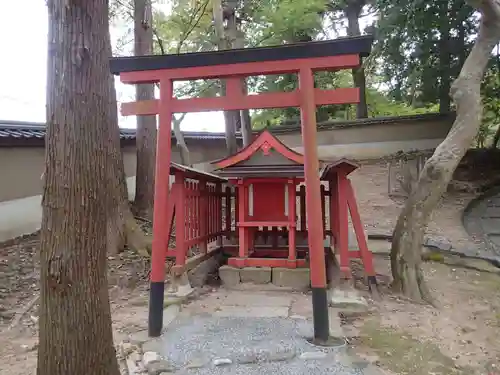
220,291,294,307
239,267,272,284
188,253,223,287
482,218,500,235
489,233,500,247
328,308,344,338
484,206,500,218
219,265,241,286
272,267,310,290
424,237,452,251
213,305,289,318
329,289,368,309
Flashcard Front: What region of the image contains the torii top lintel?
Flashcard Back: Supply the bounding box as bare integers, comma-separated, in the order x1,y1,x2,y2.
109,35,373,83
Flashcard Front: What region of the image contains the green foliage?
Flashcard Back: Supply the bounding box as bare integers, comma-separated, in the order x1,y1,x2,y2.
372,0,476,108
111,0,500,142
367,89,438,117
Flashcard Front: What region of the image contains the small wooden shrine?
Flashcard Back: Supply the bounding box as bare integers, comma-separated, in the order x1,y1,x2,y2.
214,131,306,269
213,131,376,283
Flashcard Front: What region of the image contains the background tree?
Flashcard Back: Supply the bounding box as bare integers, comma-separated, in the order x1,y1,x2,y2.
389,0,500,302
38,0,120,374
134,0,157,218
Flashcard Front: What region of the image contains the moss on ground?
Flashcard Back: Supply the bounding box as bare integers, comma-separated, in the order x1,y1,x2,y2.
360,320,472,375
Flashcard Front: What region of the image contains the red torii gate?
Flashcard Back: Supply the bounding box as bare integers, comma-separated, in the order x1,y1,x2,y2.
109,35,373,341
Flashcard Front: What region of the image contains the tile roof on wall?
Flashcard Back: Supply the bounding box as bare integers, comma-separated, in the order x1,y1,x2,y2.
0,120,231,141
0,112,453,144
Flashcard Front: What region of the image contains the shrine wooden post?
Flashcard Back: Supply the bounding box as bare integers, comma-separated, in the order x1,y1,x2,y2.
109,35,373,339
299,67,329,340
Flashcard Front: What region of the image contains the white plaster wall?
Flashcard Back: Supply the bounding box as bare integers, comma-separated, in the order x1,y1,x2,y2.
0,177,136,242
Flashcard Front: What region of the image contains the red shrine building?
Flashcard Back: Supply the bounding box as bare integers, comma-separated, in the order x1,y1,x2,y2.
213,130,376,282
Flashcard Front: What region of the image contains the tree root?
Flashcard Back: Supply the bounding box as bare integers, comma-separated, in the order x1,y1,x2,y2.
124,214,151,258
107,205,152,258
8,294,40,330
391,261,436,307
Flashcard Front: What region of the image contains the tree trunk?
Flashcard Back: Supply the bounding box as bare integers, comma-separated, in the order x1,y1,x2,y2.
38,1,120,375
390,1,500,303
134,0,157,219
223,107,238,155
240,104,253,146
212,0,240,154
492,125,500,148
173,114,191,166
438,1,452,113
345,1,368,119
233,28,253,146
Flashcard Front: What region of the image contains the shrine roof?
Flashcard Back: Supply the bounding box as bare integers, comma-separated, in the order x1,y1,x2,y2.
320,159,360,179
170,162,226,183
213,131,306,178
109,35,373,74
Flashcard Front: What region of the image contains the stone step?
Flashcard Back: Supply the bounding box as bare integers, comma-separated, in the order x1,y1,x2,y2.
219,265,311,290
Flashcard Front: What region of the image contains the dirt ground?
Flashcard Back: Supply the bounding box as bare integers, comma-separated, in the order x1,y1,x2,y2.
0,160,498,374
350,160,483,251
348,256,500,375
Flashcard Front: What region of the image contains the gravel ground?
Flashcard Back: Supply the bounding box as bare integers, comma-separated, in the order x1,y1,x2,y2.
150,316,371,375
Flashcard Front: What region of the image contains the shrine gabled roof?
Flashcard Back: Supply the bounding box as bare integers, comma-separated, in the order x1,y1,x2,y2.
213,130,304,171
320,158,360,179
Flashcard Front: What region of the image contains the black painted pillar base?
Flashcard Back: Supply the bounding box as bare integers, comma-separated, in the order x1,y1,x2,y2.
311,287,329,342
148,281,165,337
367,275,380,299
367,275,378,288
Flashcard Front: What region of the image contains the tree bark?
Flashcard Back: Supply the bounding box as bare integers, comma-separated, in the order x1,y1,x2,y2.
38,1,120,375
223,107,238,155
233,27,253,146
134,0,157,219
345,0,368,119
212,0,240,154
173,114,191,166
492,125,500,148
390,0,500,303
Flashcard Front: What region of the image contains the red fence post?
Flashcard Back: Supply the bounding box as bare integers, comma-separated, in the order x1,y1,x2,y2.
299,185,306,237
287,180,297,265
224,186,232,240
199,180,208,253
216,183,223,247
175,172,186,267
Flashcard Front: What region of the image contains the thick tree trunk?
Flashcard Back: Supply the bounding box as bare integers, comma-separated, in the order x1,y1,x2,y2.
223,108,238,155
106,71,151,257
233,28,253,146
134,0,157,219
345,1,368,119
104,7,152,257
212,0,240,154
390,1,500,303
38,1,120,375
240,105,253,146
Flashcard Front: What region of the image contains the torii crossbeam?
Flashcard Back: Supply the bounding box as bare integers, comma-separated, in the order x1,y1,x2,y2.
109,35,373,341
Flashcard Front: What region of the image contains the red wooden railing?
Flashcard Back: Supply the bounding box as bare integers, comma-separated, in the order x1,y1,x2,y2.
168,170,337,266
165,165,227,267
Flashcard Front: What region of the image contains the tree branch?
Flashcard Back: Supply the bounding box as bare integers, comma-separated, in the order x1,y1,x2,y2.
176,0,210,53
